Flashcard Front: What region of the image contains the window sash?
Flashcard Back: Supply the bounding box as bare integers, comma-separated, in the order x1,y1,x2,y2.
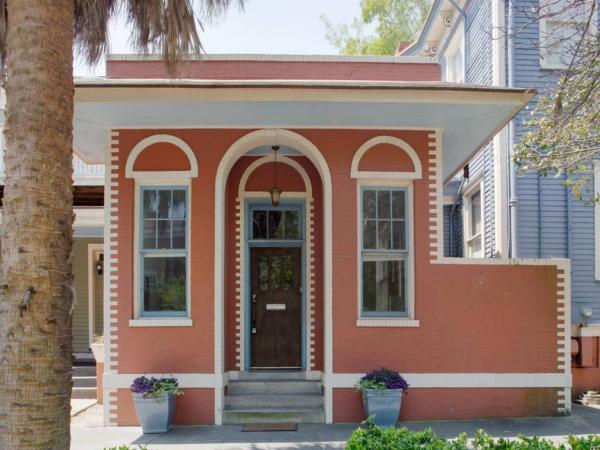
361,254,408,317
360,186,410,318
139,185,189,318
361,188,408,252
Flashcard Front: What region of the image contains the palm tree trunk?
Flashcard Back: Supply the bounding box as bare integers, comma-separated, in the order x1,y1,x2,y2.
0,1,75,449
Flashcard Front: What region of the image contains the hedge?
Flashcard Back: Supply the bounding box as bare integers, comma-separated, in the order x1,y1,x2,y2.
345,425,600,450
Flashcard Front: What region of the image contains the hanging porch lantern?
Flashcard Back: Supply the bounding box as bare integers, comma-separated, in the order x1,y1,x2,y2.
269,145,283,207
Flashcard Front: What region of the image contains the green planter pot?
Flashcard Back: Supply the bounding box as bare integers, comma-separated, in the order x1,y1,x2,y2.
132,393,175,433
362,389,403,427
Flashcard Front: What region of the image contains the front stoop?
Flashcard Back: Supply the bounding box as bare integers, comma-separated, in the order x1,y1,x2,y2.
223,371,325,424
73,364,97,399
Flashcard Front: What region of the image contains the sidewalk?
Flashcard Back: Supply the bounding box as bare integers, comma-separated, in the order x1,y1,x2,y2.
70,404,600,450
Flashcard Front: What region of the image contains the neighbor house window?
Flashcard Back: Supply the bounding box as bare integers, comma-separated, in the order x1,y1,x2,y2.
463,181,484,258
540,0,598,69
140,187,188,316
361,188,408,317
444,26,464,83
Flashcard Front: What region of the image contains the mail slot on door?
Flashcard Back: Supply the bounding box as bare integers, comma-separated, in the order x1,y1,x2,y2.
266,303,286,311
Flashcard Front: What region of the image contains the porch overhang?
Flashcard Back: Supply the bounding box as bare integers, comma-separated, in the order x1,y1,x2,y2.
74,79,535,183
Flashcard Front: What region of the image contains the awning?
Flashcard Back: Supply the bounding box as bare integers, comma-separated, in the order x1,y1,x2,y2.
74,79,535,183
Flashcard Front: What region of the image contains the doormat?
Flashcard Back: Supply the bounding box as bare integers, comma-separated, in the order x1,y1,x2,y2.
242,423,298,432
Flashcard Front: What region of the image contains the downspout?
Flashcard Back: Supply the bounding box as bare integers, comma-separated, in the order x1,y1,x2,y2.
566,183,572,259
508,0,519,258
449,177,466,257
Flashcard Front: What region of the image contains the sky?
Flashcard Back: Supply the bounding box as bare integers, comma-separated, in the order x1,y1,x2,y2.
74,0,363,76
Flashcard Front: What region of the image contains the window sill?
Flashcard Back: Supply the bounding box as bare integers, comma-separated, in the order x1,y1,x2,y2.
129,318,193,327
356,318,420,328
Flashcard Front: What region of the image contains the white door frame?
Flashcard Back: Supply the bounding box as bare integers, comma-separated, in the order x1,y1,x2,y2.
88,243,104,347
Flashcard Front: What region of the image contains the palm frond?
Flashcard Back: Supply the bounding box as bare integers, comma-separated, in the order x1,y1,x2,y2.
74,0,119,65
74,0,243,76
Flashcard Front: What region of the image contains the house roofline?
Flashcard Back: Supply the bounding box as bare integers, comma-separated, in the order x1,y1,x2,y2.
106,53,436,65
74,77,535,95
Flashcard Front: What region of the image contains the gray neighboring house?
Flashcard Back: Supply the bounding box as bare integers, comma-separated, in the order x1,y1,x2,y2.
402,0,599,396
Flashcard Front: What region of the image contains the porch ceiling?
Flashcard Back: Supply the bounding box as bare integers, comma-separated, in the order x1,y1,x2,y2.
73,79,535,182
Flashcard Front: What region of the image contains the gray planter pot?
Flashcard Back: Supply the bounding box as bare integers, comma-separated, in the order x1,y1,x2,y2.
132,393,175,433
362,389,403,427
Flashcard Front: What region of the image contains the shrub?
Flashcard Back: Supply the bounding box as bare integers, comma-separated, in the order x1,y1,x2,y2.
103,446,148,450
345,424,600,450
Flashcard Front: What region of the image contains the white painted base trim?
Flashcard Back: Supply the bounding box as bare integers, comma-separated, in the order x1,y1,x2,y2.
356,319,420,328
327,373,571,389
104,373,216,389
128,318,193,327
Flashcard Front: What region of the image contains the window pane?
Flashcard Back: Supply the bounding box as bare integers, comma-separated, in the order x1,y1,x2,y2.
143,190,158,218
362,259,405,314
143,220,157,249
284,210,300,239
268,211,284,239
377,220,391,250
270,256,281,289
282,255,293,289
252,210,267,239
158,190,171,219
392,221,406,250
377,190,391,219
172,220,186,249
392,191,405,219
157,220,171,249
363,220,376,249
471,191,482,236
143,256,186,313
363,190,376,219
171,190,187,219
259,256,269,291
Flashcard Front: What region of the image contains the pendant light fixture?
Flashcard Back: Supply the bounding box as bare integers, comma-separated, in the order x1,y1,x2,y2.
269,145,282,207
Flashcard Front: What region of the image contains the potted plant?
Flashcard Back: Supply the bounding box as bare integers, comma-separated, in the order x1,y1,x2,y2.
130,376,183,433
90,334,104,363
356,368,408,427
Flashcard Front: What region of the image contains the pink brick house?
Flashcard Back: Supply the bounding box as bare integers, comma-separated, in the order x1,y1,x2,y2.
73,54,571,425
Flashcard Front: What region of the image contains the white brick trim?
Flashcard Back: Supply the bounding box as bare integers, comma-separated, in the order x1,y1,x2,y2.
351,135,423,180
214,129,333,424
124,134,198,179
103,130,120,426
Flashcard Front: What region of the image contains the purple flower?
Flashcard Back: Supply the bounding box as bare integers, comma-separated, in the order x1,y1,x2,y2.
360,368,409,390
130,376,155,395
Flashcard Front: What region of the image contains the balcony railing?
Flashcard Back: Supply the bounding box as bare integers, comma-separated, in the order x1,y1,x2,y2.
0,151,105,185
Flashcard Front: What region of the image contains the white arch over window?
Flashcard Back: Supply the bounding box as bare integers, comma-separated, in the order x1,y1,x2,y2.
238,154,313,198
125,134,199,179
350,135,422,180
214,129,333,424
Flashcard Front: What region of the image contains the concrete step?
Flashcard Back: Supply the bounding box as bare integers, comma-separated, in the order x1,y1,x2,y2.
228,380,322,395
73,366,96,377
73,376,97,388
236,371,309,381
222,408,325,424
225,393,324,409
72,387,97,399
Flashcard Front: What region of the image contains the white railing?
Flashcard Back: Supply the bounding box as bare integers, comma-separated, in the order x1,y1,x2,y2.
0,151,105,184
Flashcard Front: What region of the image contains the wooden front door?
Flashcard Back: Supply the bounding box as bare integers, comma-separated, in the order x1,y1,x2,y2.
250,247,302,368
